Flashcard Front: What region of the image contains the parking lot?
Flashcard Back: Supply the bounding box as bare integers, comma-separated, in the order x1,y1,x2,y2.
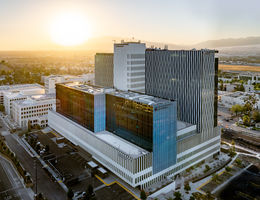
32,130,136,200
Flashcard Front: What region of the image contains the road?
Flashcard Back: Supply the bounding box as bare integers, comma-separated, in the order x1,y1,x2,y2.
0,155,34,200
0,117,66,200
218,105,260,138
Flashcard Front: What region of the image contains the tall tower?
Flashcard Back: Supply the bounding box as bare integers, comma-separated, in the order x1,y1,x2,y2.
114,41,146,92
145,49,219,152
95,53,114,87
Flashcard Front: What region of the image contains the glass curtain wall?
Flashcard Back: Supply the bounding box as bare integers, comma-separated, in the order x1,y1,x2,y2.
56,84,95,132
106,94,153,151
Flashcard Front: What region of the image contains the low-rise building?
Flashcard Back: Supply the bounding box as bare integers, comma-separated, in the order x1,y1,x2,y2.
219,91,260,108
12,94,56,129
223,83,254,92
43,74,95,94
3,85,45,116
0,84,43,105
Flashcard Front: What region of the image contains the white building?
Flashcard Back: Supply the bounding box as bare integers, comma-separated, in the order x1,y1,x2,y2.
219,91,260,108
44,74,95,94
225,83,254,92
0,84,43,105
225,84,237,92
48,110,216,190
114,41,146,93
244,84,254,92
3,85,45,116
12,94,55,129
44,76,65,94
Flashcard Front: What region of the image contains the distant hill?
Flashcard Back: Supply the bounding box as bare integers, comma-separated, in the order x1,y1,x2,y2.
193,36,260,48
80,36,183,52
81,36,260,52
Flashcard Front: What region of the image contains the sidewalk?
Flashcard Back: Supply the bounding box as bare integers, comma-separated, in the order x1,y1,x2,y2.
16,135,68,192
0,154,34,200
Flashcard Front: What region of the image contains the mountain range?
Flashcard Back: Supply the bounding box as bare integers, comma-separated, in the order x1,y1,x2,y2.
81,36,260,52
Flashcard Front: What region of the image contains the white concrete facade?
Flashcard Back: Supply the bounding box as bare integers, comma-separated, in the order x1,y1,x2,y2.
48,110,220,189
219,91,260,109
3,86,45,116
45,76,65,94
0,84,43,105
12,95,55,129
44,74,95,94
114,42,146,93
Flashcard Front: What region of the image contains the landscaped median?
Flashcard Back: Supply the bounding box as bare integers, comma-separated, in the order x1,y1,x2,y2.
198,155,250,195
0,137,33,188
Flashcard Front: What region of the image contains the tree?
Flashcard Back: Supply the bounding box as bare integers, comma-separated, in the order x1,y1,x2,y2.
140,190,147,200
189,196,195,200
173,191,182,200
243,115,251,126
225,166,231,172
229,147,236,157
212,173,219,182
205,191,214,199
243,94,257,115
204,164,211,173
231,104,243,116
235,158,242,166
0,105,5,112
35,193,45,200
184,183,191,192
67,188,74,200
234,83,245,92
219,82,225,91
252,110,260,123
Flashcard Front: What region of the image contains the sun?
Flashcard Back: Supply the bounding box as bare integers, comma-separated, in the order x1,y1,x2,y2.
50,12,90,46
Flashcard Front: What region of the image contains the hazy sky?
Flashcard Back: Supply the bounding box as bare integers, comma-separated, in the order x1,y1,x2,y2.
0,0,260,50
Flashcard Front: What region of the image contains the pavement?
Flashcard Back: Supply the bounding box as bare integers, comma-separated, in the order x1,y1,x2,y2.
222,141,260,158
0,116,66,200
218,105,260,138
0,155,34,200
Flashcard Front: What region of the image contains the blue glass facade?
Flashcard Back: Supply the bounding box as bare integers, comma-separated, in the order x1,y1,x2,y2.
56,84,106,133
106,94,153,151
57,83,178,174
94,94,106,132
153,102,177,174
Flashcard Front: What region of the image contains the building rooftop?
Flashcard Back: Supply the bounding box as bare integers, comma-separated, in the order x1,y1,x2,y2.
146,48,218,53
0,84,43,91
114,41,145,47
13,94,55,106
97,167,107,174
87,161,98,168
177,120,194,131
57,82,111,95
95,130,149,157
4,87,45,99
220,91,258,99
96,53,113,55
107,90,174,107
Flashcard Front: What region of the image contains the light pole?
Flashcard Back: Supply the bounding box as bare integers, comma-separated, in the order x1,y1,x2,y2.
34,158,38,195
